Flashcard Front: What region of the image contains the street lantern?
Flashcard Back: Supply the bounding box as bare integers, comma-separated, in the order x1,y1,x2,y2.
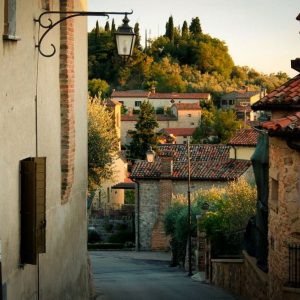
146,146,155,162
34,10,135,58
115,14,136,59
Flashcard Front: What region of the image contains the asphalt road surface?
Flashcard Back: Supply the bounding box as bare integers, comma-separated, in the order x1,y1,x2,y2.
90,251,238,300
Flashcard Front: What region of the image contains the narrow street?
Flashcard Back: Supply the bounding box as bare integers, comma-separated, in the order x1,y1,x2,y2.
90,251,238,300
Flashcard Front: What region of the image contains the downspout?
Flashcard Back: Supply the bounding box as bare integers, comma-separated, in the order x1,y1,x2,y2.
131,179,140,251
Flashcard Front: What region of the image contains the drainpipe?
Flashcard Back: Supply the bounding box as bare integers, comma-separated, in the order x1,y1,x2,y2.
131,179,140,251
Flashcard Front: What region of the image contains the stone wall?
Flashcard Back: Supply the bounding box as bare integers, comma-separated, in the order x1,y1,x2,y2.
211,252,268,300
268,137,300,299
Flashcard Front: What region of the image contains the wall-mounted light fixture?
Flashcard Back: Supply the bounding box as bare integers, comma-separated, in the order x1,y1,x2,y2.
34,10,135,58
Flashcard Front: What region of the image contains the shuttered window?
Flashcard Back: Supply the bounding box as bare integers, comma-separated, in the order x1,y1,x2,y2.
20,157,46,265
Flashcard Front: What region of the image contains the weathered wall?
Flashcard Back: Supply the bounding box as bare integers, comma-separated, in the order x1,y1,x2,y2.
0,1,88,299
211,253,268,300
268,137,300,300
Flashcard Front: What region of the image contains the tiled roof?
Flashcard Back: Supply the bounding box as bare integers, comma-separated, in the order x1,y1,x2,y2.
235,104,252,113
173,103,201,110
106,98,121,107
121,114,177,121
252,74,300,111
262,112,300,136
228,128,259,146
222,91,260,101
149,92,210,100
162,128,196,136
157,144,230,161
131,159,251,181
111,90,150,98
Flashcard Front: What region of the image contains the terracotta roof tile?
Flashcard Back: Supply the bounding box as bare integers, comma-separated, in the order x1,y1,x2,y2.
228,128,259,146
252,74,300,111
149,92,210,100
221,91,260,100
161,128,196,136
157,144,230,161
111,90,150,98
173,103,201,110
121,114,177,121
131,159,251,180
262,112,300,135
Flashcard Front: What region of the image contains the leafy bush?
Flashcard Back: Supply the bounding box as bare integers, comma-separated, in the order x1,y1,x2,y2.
164,178,256,264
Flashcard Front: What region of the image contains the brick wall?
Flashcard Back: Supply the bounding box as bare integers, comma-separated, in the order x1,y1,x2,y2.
151,180,173,251
60,0,75,203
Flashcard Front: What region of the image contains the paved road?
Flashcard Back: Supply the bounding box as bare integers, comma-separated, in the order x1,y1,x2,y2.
90,251,238,300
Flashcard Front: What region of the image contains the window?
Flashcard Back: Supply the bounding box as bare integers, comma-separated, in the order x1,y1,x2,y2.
287,244,300,288
229,100,234,105
222,100,227,106
183,135,187,138
135,101,141,107
191,122,195,125
3,0,19,40
187,114,192,117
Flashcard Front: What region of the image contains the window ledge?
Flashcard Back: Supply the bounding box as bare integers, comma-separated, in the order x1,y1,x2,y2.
3,34,21,41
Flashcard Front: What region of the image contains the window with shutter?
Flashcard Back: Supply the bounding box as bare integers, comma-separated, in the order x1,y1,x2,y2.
20,157,46,265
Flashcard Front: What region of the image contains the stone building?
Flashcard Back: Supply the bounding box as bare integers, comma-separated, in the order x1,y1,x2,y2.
0,1,89,299
252,70,300,299
130,144,252,251
121,102,202,146
111,89,210,112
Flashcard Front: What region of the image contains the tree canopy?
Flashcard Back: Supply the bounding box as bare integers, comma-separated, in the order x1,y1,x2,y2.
127,101,160,160
88,96,119,190
88,16,289,95
192,106,242,144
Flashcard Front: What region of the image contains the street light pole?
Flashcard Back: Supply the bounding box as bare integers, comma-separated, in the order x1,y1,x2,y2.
187,138,193,276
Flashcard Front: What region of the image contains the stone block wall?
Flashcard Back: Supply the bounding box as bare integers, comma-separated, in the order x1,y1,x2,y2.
268,137,300,299
137,181,160,250
211,252,268,300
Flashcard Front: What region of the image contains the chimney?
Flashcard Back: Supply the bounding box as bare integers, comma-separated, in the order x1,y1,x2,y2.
160,151,173,177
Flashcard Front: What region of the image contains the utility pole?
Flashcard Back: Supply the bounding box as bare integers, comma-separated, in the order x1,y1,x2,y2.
187,138,193,276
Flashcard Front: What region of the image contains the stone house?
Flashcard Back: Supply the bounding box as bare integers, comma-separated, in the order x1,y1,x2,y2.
221,90,262,121
228,128,259,160
130,144,252,251
111,89,210,112
121,102,201,146
251,70,300,300
0,1,89,299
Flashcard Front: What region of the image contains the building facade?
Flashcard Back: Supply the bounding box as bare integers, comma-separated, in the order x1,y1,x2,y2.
0,1,88,299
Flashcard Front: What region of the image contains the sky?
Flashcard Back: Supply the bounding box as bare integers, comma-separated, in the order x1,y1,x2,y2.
88,0,300,77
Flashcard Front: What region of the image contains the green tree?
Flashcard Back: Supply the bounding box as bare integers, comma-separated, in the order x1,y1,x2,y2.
214,109,241,143
128,101,159,160
189,17,202,36
88,78,110,98
88,96,119,190
104,21,110,32
111,19,116,33
165,15,174,43
192,107,241,144
95,20,100,37
134,22,142,50
182,20,189,38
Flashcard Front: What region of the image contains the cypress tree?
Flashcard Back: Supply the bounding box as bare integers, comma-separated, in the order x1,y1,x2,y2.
134,22,142,49
104,21,110,32
189,17,202,36
182,20,189,38
111,19,116,33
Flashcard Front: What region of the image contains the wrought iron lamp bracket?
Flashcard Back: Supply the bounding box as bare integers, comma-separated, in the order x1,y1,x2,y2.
34,10,133,57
